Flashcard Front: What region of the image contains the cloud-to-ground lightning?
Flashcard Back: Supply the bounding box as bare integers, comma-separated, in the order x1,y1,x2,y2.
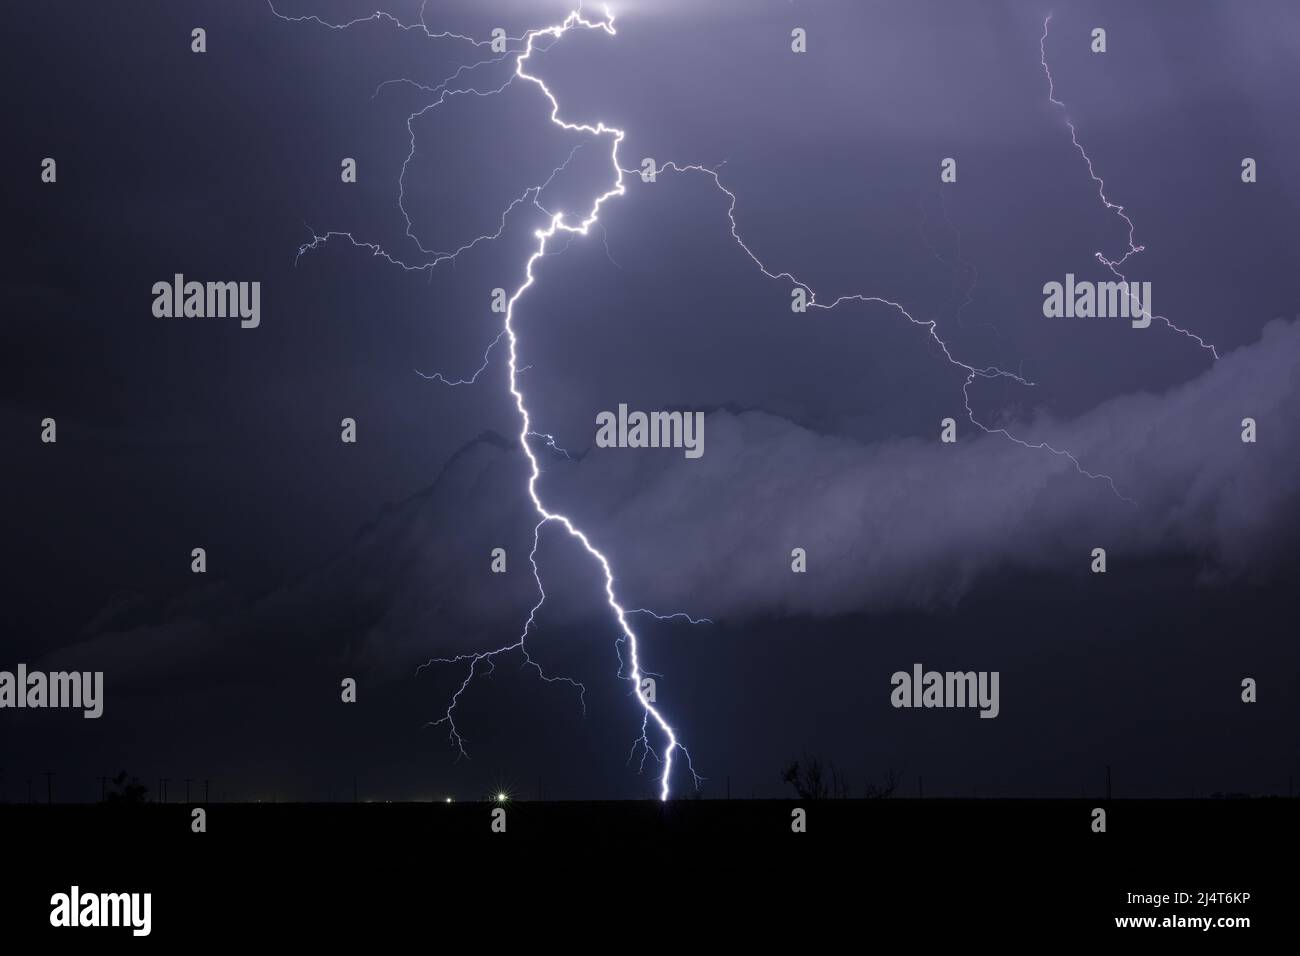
480,8,703,799
1040,14,1219,359
275,2,701,799
279,2,1162,799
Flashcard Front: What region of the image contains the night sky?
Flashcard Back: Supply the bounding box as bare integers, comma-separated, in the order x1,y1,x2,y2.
3,0,1298,803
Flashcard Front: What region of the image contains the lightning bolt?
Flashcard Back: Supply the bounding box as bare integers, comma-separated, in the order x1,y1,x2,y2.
275,2,702,799
635,160,1136,504
1040,14,1219,359
278,2,1162,800
629,609,715,625
267,0,516,48
483,8,703,800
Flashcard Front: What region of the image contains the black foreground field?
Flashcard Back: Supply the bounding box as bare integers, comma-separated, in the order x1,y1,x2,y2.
1,798,1287,938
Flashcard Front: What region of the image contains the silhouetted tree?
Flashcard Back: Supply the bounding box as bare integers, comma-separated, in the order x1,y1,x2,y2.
782,756,826,799
782,757,900,799
105,770,148,804
782,755,853,799
864,768,902,799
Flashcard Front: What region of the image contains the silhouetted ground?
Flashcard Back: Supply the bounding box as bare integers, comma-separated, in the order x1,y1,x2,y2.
0,798,1287,938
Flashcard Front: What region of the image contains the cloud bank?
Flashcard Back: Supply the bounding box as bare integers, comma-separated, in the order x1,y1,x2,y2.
43,316,1300,683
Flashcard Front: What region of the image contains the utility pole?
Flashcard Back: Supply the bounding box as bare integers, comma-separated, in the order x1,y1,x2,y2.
185,779,192,804
1105,765,1112,801
43,771,54,805
204,779,211,803
162,778,170,804
99,776,108,802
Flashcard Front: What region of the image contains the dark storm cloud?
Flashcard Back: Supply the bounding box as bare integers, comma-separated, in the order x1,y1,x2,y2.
557,315,1300,618
33,434,549,685
7,0,1300,802
44,312,1298,687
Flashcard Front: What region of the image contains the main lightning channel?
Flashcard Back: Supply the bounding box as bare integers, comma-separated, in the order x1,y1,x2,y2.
493,8,700,801
275,0,701,799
